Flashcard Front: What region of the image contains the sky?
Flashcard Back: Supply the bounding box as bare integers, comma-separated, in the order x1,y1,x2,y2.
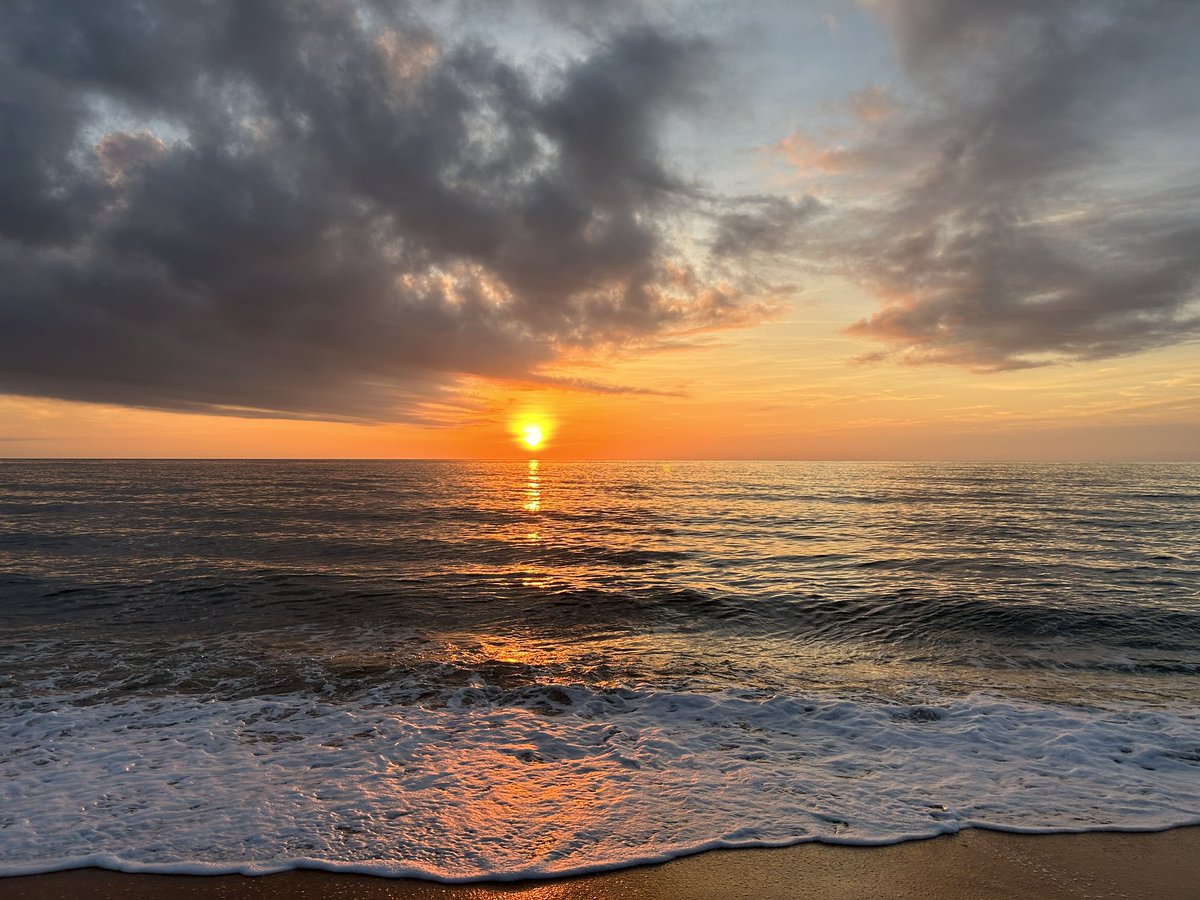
1,0,1198,459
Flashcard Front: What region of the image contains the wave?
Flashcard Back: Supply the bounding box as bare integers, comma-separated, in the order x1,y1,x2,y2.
2,686,1198,881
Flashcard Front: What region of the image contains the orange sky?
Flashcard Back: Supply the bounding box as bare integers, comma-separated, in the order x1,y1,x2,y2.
4,277,1196,460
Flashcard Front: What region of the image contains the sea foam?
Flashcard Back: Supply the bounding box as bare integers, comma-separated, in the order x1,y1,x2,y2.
2,686,1198,881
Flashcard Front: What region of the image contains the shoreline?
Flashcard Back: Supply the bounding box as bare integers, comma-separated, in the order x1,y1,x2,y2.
5,826,1200,899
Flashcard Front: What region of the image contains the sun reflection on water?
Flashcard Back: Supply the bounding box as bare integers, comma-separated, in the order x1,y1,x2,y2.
524,458,541,514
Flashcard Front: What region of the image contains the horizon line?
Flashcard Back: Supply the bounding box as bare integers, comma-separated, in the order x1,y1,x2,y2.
1,457,1197,464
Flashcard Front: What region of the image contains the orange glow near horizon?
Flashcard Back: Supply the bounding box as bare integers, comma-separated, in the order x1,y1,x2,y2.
1,308,1198,461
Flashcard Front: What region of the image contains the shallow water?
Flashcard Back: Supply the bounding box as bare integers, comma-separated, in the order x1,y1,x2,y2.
1,460,1198,879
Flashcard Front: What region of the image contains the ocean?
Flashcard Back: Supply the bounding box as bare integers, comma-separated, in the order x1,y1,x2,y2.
1,460,1198,880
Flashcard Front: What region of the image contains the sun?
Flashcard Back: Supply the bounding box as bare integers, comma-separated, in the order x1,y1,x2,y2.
521,424,544,450
510,413,554,453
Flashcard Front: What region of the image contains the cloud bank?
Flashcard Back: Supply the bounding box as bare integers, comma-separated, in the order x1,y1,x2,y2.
769,0,1200,370
0,0,762,420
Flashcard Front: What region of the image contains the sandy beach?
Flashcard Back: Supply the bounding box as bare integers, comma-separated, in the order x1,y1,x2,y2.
5,827,1199,900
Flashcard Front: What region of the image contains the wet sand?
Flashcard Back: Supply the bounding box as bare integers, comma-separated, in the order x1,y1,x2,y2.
5,827,1199,900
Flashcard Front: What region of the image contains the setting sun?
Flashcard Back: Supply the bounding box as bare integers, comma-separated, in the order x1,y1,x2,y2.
509,411,554,456
521,424,544,450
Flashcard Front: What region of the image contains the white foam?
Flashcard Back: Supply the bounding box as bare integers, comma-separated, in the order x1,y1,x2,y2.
1,688,1198,881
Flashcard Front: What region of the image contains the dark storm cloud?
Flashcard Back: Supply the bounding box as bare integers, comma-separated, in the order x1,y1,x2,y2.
808,0,1200,370
0,0,751,420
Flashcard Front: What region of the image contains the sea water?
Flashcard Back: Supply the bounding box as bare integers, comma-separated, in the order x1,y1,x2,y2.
1,460,1197,880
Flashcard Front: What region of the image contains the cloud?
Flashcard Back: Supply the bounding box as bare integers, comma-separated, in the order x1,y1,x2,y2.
0,0,766,421
517,373,686,397
710,195,826,259
523,0,657,33
780,0,1200,370
845,85,893,125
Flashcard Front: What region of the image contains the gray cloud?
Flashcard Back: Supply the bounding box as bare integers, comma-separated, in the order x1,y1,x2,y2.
0,0,760,420
710,194,826,259
524,0,656,34
788,0,1200,370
